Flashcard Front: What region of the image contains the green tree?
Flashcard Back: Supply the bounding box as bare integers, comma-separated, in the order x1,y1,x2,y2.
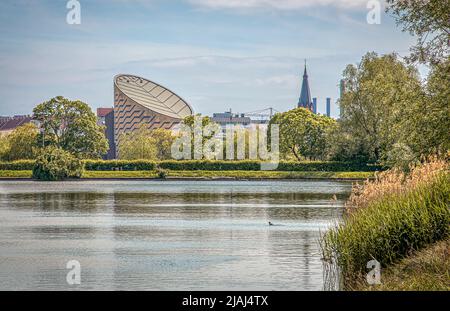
117,125,158,160
326,123,371,163
181,114,219,159
33,96,108,159
0,134,10,161
149,128,175,160
32,146,83,181
7,123,39,160
338,52,423,163
182,114,212,128
269,107,336,161
399,59,450,157
387,0,450,65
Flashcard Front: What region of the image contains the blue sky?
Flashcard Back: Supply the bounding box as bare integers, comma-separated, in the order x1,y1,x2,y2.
0,0,420,118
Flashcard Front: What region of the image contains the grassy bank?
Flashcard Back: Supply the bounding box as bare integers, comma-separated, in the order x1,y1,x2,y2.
0,170,374,180
321,158,450,290
358,237,449,291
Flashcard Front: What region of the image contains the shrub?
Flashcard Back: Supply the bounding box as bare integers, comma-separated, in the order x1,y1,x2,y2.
321,158,450,289
156,167,168,179
32,147,83,181
83,159,156,171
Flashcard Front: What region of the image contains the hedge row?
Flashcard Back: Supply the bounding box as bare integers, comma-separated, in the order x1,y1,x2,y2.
158,160,382,171
0,160,382,172
83,160,156,171
0,160,35,170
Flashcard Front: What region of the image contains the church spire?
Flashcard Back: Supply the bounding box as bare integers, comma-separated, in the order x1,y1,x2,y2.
298,60,312,111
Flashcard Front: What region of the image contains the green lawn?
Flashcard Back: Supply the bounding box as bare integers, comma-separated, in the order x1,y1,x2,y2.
0,170,33,178
0,170,374,180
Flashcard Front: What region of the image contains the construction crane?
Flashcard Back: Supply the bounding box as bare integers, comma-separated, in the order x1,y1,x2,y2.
242,107,279,121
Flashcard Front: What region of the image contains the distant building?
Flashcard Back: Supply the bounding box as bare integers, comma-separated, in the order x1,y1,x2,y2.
97,108,115,160
296,63,336,117
297,62,313,112
0,115,35,135
326,98,331,117
211,111,252,127
312,98,317,114
114,74,194,158
97,108,113,126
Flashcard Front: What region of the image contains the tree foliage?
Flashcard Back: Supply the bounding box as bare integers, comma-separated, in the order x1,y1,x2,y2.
334,52,449,168
117,126,175,160
337,52,423,163
0,134,10,161
269,107,336,161
32,146,83,181
398,59,450,157
182,114,212,128
117,126,158,160
151,128,176,160
33,96,108,159
181,114,221,159
7,123,39,161
386,0,450,65
0,123,39,161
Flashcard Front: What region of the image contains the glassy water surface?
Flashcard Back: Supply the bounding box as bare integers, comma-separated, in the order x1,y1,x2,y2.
0,180,351,290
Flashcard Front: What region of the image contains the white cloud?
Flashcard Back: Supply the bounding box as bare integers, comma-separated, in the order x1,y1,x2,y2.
255,74,298,88
187,0,369,10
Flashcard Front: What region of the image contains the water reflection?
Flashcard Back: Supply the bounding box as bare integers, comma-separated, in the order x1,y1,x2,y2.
0,180,351,290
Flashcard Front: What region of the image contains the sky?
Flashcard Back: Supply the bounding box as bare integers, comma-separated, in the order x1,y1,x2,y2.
0,0,420,118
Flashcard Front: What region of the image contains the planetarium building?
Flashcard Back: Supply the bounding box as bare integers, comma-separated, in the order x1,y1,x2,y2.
114,74,193,155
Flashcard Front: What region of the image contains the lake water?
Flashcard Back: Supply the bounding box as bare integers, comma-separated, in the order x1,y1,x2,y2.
0,180,351,290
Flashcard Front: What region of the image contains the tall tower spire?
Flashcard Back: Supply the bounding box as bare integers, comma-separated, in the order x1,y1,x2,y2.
298,60,313,111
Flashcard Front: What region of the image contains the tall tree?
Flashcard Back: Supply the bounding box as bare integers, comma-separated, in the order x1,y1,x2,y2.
387,0,450,65
338,52,423,163
399,58,450,156
269,107,336,161
7,123,39,160
33,96,108,159
181,114,218,159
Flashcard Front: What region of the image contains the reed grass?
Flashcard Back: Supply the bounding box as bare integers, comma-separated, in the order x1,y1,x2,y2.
321,157,450,290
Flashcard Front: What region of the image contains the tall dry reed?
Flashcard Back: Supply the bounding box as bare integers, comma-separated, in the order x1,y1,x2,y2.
321,157,450,290
345,156,448,213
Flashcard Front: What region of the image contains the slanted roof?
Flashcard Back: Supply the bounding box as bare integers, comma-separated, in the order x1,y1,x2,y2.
114,74,193,119
0,116,33,131
97,107,114,117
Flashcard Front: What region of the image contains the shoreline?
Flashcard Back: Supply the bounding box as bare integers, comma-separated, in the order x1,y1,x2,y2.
0,170,373,181
0,177,366,182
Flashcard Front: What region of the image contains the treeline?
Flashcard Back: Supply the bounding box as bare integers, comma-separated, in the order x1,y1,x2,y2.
271,54,449,168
